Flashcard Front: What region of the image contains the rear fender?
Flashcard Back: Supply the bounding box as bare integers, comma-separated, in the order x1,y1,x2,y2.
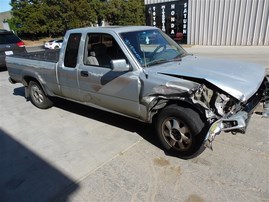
22,71,54,98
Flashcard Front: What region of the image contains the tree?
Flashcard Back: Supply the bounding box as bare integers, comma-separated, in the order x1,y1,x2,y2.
68,0,99,28
9,0,146,38
42,0,65,37
105,0,145,26
121,0,145,25
10,0,46,37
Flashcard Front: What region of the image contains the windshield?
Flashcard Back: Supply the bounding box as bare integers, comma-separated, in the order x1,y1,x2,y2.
120,29,187,67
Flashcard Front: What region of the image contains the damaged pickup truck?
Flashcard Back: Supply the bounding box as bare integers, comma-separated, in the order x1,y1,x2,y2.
7,26,269,158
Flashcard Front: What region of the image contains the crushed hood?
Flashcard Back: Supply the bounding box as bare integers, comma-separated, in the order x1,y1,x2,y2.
151,55,266,102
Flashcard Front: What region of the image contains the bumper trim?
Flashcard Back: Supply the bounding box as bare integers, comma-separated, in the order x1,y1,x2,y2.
204,111,249,150
262,78,269,118
262,102,269,118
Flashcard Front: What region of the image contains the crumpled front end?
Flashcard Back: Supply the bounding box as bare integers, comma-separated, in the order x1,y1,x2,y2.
203,77,269,150
262,77,269,117
141,72,268,151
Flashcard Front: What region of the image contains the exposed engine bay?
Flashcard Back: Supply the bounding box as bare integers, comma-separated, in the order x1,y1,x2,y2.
192,78,268,149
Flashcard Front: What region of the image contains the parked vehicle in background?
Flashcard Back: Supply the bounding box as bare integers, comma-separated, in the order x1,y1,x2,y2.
6,26,269,159
44,39,63,49
0,29,26,68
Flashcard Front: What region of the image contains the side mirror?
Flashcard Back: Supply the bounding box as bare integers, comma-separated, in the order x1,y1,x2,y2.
111,59,130,72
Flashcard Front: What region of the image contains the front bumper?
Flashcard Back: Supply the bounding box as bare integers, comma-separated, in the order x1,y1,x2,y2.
204,111,249,150
204,77,269,150
262,76,269,117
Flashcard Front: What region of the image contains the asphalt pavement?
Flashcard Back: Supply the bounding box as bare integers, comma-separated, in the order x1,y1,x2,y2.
0,46,268,202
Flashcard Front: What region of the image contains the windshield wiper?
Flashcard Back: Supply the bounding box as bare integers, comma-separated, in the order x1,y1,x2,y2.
146,59,168,66
146,57,181,67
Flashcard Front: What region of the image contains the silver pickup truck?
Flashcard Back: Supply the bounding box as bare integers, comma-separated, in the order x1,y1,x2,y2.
7,26,269,159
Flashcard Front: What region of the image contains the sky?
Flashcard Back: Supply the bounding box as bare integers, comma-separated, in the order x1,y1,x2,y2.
0,0,12,12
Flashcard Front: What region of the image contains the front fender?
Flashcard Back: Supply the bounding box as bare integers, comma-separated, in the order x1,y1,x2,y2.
143,94,207,124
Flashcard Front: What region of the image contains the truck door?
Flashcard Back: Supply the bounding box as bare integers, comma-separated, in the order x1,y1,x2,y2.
57,33,81,100
78,33,141,117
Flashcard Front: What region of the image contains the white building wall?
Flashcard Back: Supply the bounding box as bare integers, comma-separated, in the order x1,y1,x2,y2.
188,0,269,45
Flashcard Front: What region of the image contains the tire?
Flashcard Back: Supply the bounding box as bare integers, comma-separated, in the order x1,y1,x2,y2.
29,81,53,109
155,104,206,159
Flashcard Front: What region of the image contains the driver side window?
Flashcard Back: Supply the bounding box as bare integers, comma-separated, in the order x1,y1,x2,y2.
84,33,128,68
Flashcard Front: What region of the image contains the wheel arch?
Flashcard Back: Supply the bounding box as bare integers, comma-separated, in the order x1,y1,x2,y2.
22,75,51,98
151,98,207,125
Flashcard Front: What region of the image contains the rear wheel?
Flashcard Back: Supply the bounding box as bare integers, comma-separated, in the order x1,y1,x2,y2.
155,105,206,159
29,81,53,109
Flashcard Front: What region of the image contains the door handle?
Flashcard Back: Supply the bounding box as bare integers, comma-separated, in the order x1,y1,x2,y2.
81,71,88,77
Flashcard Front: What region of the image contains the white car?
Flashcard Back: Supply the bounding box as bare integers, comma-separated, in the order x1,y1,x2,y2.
44,39,63,49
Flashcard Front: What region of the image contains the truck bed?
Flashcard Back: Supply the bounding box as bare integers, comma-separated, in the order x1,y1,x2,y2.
8,49,60,63
6,49,60,85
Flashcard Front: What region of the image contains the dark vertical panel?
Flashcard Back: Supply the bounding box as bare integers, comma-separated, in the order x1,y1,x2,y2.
145,0,188,44
148,0,268,45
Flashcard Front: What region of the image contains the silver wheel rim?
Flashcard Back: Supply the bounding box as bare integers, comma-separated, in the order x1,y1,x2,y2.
162,117,192,151
31,85,44,104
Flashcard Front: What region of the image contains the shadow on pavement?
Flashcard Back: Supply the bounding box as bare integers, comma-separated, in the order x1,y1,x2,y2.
0,128,79,202
52,97,162,149
13,87,25,97
12,86,162,150
12,87,206,160
0,67,7,72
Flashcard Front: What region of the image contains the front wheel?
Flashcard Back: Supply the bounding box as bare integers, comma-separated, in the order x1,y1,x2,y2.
155,105,206,159
29,81,53,109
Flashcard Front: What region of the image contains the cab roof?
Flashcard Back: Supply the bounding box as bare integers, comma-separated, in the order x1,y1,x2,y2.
67,26,159,35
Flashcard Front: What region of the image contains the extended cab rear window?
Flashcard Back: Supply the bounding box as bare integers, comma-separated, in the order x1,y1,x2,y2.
64,33,81,68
